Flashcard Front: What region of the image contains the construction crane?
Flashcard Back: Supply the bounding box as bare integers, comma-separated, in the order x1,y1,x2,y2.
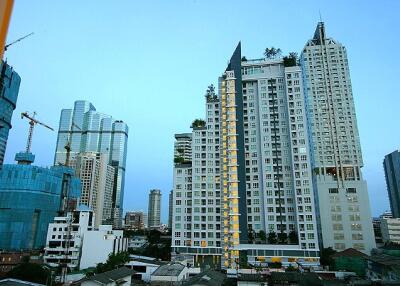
64,122,81,166
4,32,34,52
21,112,54,153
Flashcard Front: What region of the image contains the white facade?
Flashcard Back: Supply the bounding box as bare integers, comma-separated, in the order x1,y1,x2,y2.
75,152,115,227
380,217,400,244
150,263,189,284
80,225,127,269
44,208,127,270
172,53,320,269
174,133,192,163
300,22,375,253
128,236,148,249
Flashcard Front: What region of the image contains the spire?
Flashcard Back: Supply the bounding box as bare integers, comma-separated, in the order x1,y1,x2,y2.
313,22,326,45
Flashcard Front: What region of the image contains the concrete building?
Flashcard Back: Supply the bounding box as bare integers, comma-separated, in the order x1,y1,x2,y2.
384,150,400,218
150,263,189,285
125,256,165,283
124,211,145,230
74,152,115,227
380,217,400,245
174,133,192,163
0,152,80,250
44,207,127,270
168,190,173,229
172,44,320,270
300,22,375,253
54,100,128,227
0,61,20,166
77,267,135,286
128,236,147,250
148,189,161,228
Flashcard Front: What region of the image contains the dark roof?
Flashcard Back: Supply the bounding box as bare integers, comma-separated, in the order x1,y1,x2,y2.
237,273,267,282
182,270,226,286
151,263,185,277
78,267,136,285
0,279,44,286
331,248,368,258
128,257,166,266
367,254,400,267
270,272,302,282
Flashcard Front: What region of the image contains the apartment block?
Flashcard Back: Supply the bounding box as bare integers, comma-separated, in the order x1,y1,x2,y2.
74,152,115,227
172,44,319,270
300,22,375,253
384,149,400,218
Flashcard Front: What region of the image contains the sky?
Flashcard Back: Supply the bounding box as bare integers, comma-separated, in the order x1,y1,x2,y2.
4,0,400,223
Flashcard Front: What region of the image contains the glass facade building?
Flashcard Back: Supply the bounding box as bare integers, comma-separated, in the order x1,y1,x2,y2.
0,154,81,250
384,150,400,218
0,61,21,166
54,100,128,227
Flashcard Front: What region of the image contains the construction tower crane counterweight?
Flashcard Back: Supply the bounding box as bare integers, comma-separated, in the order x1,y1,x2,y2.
21,111,54,153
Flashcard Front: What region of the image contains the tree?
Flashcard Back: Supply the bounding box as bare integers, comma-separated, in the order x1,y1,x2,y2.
267,231,277,244
248,230,255,243
174,156,184,164
288,231,298,244
6,262,50,284
258,230,267,243
320,247,337,269
264,47,282,59
241,56,248,61
94,252,130,274
282,52,298,67
286,265,298,272
278,232,288,244
190,119,206,128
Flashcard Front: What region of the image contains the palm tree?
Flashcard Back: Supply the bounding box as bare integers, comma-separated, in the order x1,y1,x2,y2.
264,47,282,59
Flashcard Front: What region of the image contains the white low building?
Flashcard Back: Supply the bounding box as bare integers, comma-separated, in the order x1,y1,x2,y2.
128,236,147,249
150,263,189,285
381,217,400,244
125,255,165,282
77,267,135,286
44,206,128,270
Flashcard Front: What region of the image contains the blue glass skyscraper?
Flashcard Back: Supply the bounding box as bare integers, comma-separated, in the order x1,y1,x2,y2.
0,61,20,166
54,100,128,227
0,153,81,250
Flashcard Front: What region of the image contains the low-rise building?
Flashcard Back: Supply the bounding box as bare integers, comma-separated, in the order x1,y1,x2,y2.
125,255,165,283
381,217,400,244
0,252,42,277
128,236,147,250
331,248,368,277
150,263,189,285
124,211,145,230
44,206,127,270
75,267,135,286
0,278,44,286
366,254,400,281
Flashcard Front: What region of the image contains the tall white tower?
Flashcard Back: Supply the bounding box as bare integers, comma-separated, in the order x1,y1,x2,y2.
300,22,375,253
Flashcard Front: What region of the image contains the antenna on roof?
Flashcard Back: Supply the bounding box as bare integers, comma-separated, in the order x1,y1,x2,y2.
319,10,323,22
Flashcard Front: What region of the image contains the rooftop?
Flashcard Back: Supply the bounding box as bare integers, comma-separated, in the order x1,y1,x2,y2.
331,248,368,258
0,279,44,286
77,267,135,285
182,270,226,286
151,263,185,277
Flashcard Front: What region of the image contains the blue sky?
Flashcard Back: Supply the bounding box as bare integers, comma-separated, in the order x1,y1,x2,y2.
4,0,400,223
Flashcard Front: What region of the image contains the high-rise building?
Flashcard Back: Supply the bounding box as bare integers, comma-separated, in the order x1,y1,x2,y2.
168,190,173,229
172,43,320,269
384,149,400,218
148,189,161,228
0,61,20,166
0,152,80,250
300,22,375,253
54,100,128,227
174,133,192,163
124,211,145,230
74,152,115,227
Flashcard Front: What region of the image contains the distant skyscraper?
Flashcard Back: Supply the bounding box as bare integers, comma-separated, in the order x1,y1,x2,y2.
0,61,20,166
172,43,320,270
148,189,161,227
124,211,145,230
168,190,173,229
54,100,128,227
74,152,115,227
301,22,375,253
384,149,400,218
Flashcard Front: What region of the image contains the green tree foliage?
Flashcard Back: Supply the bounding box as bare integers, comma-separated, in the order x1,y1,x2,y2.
6,262,50,284
94,252,130,274
191,119,206,128
320,247,337,268
288,231,298,244
258,230,267,243
174,156,184,164
264,47,282,59
267,231,278,244
283,52,298,67
278,232,288,244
